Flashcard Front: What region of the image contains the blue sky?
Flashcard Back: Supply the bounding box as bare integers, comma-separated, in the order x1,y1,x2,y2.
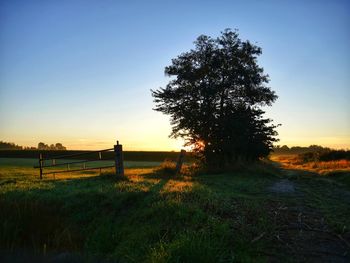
0,0,349,150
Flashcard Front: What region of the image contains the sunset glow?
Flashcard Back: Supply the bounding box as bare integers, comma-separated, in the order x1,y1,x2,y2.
0,1,349,150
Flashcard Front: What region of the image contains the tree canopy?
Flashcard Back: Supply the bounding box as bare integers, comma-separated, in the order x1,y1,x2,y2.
37,142,67,150
152,29,279,167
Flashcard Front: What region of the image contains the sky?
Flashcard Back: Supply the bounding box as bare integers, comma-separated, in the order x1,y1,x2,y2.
0,0,349,150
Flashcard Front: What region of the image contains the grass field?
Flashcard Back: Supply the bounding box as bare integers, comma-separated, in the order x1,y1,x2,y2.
0,157,349,262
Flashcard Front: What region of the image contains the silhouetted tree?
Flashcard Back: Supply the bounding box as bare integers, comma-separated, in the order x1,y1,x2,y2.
38,142,49,150
152,29,279,168
55,143,66,150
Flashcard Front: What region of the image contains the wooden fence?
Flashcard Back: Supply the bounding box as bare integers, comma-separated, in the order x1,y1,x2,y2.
34,141,124,179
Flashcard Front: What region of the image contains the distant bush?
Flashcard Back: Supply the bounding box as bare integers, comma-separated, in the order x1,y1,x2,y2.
318,150,350,161
298,152,321,162
298,150,350,162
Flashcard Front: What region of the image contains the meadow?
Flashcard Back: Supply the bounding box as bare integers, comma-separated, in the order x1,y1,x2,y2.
0,156,349,262
271,154,350,187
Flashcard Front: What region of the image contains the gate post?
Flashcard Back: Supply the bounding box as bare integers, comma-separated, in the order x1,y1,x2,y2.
175,149,186,174
39,153,43,179
114,141,124,176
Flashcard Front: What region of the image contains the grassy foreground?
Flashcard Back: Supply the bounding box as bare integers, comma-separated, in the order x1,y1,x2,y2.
0,158,349,262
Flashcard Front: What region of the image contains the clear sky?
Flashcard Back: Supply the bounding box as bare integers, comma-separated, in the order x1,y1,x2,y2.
0,0,349,150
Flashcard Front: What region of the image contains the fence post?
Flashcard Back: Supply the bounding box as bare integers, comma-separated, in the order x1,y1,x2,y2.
114,141,124,176
39,153,43,179
175,149,186,174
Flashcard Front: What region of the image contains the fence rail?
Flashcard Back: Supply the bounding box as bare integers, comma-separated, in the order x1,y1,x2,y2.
35,158,113,169
42,165,115,175
33,141,124,179
38,148,114,161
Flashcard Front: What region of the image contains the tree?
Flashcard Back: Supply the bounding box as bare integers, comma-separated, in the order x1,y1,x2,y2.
152,29,279,168
55,143,66,150
38,142,49,150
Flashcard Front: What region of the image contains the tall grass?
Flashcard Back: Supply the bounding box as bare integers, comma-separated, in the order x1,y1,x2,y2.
272,154,350,175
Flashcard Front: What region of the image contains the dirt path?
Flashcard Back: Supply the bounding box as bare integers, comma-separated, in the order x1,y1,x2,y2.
266,168,350,262
268,179,296,194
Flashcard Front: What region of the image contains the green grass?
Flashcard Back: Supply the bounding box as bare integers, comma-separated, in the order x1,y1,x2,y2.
0,158,349,262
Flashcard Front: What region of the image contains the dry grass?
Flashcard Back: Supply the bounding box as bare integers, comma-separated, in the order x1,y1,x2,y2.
161,180,194,193
154,160,199,176
271,154,350,175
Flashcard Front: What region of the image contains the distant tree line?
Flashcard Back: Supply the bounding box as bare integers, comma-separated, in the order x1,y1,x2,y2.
273,145,330,155
273,144,350,162
37,142,67,150
0,141,24,150
0,141,67,150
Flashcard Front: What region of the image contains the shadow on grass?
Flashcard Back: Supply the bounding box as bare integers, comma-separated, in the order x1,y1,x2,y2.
0,170,173,260
1,165,349,262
